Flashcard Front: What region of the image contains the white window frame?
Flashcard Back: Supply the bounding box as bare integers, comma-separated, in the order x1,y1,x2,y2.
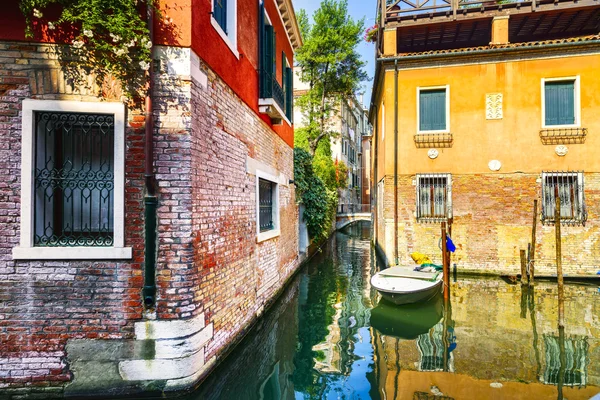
12,99,131,260
541,76,580,129
256,169,280,243
416,85,450,134
415,173,452,222
211,0,239,59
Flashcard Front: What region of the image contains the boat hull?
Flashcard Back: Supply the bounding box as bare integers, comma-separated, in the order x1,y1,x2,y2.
371,270,443,305
378,282,442,305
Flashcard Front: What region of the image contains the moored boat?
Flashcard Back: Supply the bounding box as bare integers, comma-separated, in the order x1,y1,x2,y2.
370,266,443,305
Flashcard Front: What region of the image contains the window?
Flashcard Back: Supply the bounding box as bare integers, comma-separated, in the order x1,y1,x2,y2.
13,100,130,260
282,52,293,122
416,174,451,222
418,86,449,133
211,0,238,58
542,77,580,128
541,171,586,225
256,171,280,242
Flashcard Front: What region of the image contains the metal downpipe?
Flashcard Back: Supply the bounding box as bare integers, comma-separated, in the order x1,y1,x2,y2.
143,6,157,308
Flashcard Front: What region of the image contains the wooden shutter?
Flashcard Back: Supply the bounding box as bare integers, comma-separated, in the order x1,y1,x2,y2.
285,66,293,120
419,89,446,131
545,81,575,126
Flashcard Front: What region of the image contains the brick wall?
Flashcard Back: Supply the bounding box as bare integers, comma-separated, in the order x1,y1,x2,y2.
0,42,145,397
0,41,299,397
376,173,600,276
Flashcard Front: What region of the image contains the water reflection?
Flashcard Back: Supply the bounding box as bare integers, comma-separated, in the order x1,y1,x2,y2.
186,221,600,400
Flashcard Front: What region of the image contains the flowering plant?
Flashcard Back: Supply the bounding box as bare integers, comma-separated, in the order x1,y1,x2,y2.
363,24,378,43
20,0,162,103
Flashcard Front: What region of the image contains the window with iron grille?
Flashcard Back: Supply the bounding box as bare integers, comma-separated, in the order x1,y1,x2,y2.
34,112,115,246
541,171,586,225
13,99,130,260
259,178,275,232
416,174,451,222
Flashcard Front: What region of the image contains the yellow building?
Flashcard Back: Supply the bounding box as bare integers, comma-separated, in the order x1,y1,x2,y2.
369,0,600,275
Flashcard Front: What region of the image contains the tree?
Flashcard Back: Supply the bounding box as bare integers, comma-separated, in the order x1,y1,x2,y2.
295,0,367,155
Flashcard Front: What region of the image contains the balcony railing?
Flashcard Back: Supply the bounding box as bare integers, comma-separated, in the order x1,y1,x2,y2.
378,0,598,25
259,69,285,112
337,204,371,214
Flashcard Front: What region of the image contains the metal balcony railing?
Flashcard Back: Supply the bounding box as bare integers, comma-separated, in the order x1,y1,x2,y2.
259,69,285,112
337,204,371,214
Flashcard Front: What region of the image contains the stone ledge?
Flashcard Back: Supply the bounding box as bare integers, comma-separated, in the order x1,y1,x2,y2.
134,312,205,340
118,349,205,381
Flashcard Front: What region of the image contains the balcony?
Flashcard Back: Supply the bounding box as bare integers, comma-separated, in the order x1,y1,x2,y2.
259,69,287,124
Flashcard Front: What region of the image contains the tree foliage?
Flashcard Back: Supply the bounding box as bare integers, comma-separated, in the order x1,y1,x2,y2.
295,0,367,155
19,0,160,103
294,148,338,242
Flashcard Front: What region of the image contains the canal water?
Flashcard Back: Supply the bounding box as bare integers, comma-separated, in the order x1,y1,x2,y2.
186,222,600,400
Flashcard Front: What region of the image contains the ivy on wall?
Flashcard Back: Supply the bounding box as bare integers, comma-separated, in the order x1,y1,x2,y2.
20,0,161,102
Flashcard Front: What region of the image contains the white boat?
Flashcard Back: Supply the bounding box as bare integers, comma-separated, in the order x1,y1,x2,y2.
371,267,443,305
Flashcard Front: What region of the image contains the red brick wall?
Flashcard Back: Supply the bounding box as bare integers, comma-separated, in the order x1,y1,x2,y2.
0,43,145,394
376,173,600,276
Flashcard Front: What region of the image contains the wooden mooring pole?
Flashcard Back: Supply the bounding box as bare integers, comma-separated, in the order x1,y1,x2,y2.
530,200,537,287
442,222,449,300
555,192,564,328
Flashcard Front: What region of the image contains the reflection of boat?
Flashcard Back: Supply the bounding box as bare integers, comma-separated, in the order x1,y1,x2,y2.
370,267,443,305
370,293,443,339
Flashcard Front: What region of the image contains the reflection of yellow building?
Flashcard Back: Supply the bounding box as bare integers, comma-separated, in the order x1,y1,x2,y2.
370,0,600,276
370,278,600,400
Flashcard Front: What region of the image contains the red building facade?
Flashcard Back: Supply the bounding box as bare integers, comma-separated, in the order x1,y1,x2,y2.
0,0,302,397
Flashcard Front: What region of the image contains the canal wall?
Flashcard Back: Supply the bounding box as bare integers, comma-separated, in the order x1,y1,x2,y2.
0,40,300,399
375,173,600,276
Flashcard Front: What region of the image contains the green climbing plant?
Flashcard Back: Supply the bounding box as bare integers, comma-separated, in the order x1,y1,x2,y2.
19,0,161,102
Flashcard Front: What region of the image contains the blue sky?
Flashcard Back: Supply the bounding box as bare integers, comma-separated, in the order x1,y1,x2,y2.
291,0,378,107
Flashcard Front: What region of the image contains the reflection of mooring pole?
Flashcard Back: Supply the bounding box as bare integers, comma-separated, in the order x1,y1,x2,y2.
442,222,449,300
558,325,566,400
554,190,564,328
530,200,538,287
528,286,542,380
442,296,451,373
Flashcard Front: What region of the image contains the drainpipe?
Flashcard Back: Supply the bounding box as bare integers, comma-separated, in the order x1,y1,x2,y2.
143,6,158,308
393,60,399,265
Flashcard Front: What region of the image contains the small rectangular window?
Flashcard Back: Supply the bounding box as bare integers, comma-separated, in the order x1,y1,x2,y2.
259,178,275,232
419,88,447,132
544,80,576,126
416,174,451,222
541,171,586,225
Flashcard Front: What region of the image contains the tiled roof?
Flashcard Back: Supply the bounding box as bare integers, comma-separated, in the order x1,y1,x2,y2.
398,34,600,57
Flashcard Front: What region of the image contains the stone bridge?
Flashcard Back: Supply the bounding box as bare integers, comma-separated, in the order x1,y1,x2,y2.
336,204,372,230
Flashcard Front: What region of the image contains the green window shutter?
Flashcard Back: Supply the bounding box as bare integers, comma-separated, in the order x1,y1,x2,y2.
286,66,293,121
261,24,274,98
419,89,446,131
545,81,575,126
213,0,227,33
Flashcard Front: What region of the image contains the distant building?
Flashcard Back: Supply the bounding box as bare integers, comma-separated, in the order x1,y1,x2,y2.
358,104,373,208
370,0,600,274
0,0,302,396
293,78,367,212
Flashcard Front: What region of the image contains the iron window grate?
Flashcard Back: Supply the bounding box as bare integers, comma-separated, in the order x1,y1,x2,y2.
541,171,586,226
416,174,451,223
259,178,275,232
33,111,114,247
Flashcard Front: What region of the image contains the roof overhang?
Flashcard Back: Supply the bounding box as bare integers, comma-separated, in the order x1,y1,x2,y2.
276,0,303,50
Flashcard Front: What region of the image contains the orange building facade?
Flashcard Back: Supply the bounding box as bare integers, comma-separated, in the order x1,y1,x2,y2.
370,0,600,275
